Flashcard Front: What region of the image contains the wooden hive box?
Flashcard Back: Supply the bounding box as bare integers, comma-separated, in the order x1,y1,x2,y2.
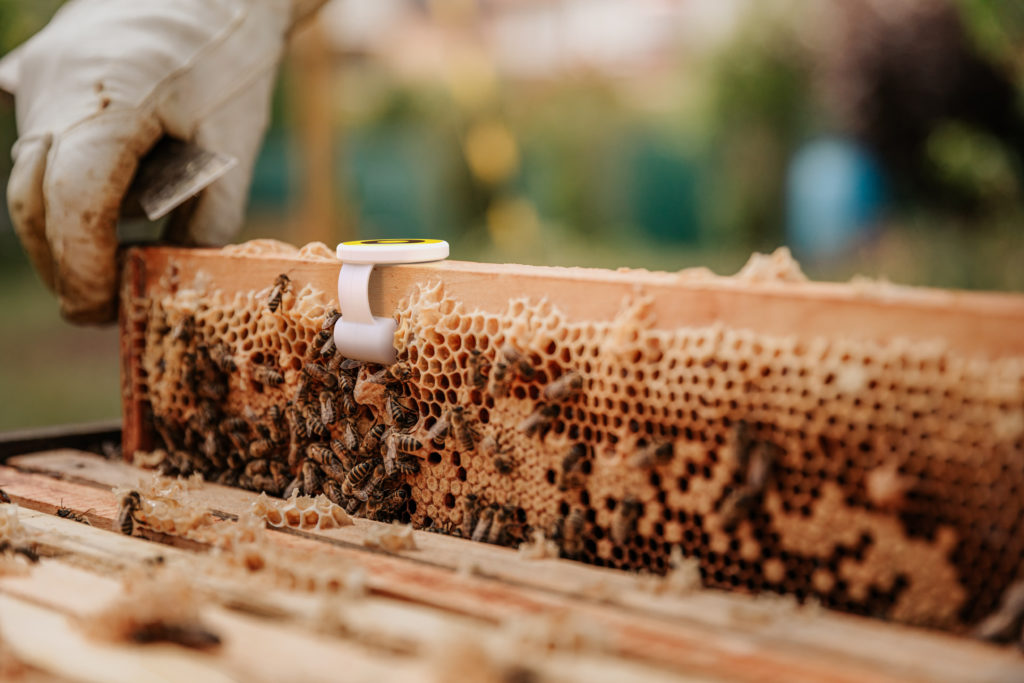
4,240,1013,680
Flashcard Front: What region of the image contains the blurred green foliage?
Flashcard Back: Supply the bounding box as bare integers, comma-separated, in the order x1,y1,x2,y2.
0,0,1022,431
697,6,814,250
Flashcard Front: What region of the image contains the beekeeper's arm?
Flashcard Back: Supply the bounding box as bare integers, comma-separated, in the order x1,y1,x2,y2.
1,0,327,323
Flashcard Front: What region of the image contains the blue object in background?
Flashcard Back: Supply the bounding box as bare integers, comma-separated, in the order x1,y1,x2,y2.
786,138,886,260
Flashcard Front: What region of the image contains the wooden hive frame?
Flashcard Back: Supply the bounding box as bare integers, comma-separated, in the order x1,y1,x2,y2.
120,243,1024,453
117,242,1024,641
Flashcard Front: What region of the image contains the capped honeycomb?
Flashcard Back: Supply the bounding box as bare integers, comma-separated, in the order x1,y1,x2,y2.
125,241,1024,636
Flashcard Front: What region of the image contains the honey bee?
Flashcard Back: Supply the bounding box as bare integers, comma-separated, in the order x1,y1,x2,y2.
560,508,585,558
303,363,337,388
329,440,355,469
390,431,423,453
218,417,247,435
383,432,405,476
56,504,92,525
245,472,283,496
360,465,389,502
560,443,586,478
503,343,535,378
368,362,414,385
517,404,559,438
426,413,450,449
322,308,341,330
396,454,420,475
307,443,332,464
386,361,415,382
471,506,495,543
493,456,516,475
287,440,303,472
266,405,285,443
338,373,355,394
450,406,480,451
310,330,332,359
301,459,325,496
490,353,513,397
248,438,275,459
0,489,10,504
370,487,408,520
362,423,387,454
719,438,778,533
611,498,642,546
295,374,312,403
208,343,236,373
323,479,346,507
270,460,291,493
498,506,528,547
629,441,674,469
286,404,307,440
338,358,365,376
308,443,346,480
467,349,489,388
338,388,356,416
387,394,418,429
129,621,222,650
461,494,479,539
322,454,348,482
117,491,142,536
338,419,360,452
267,273,290,312
252,364,284,387
481,435,514,474
305,406,328,438
319,391,338,425
490,343,535,397
319,335,337,360
487,505,514,545
542,371,583,402
244,459,270,476
342,460,378,500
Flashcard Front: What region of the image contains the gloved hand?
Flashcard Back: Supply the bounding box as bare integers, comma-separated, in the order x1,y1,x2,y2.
1,0,321,323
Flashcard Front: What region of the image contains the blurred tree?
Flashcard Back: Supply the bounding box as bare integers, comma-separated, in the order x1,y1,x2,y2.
819,0,1024,213
699,5,814,249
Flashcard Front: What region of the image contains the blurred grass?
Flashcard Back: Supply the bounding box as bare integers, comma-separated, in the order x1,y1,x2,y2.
0,255,121,431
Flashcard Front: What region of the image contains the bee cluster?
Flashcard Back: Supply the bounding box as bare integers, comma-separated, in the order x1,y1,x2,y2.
140,276,436,525
132,258,1024,635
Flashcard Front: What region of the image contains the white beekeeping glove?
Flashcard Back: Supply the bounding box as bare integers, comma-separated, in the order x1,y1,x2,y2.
1,0,320,323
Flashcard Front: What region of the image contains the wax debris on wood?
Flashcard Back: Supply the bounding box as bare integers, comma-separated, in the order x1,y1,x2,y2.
0,504,36,575
76,569,221,650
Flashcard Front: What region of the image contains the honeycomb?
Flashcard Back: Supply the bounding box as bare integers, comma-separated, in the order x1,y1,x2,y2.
251,491,353,531
125,241,1024,635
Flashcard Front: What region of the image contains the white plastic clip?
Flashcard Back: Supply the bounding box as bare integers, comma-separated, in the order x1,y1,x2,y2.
334,239,450,365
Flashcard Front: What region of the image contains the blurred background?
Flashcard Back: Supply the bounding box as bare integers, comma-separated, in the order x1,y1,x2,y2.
1,0,1023,429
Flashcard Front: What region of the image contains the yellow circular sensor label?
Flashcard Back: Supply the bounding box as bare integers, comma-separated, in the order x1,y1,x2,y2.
343,239,443,246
